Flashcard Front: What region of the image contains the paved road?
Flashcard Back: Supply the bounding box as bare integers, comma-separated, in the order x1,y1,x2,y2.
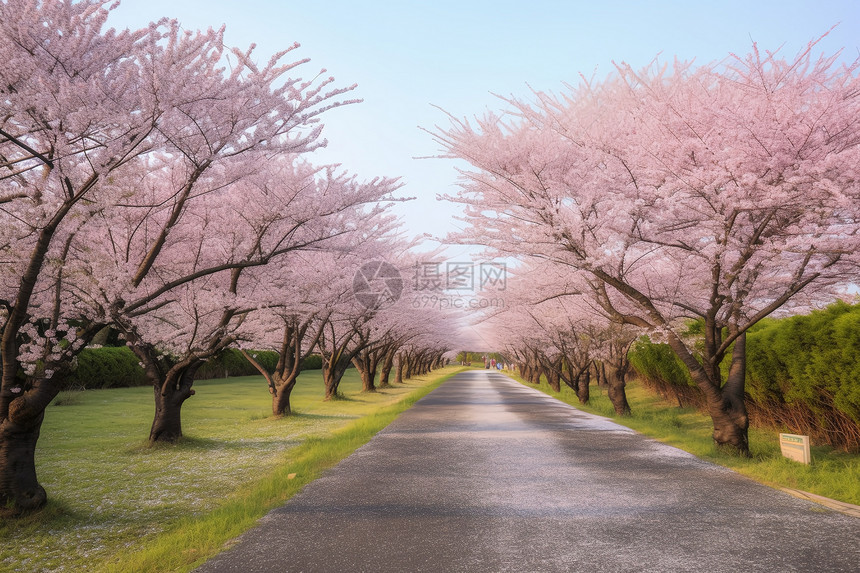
196,370,860,572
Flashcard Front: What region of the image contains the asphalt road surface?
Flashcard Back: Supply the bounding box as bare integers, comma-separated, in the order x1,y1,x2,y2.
195,370,860,573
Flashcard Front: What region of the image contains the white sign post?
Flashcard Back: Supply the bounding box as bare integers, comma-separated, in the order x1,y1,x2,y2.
779,433,811,465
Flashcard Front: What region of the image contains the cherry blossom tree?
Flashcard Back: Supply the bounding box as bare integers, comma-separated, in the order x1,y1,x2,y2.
237,258,334,417
310,246,456,398
317,306,373,400
315,261,399,399
237,212,406,415
0,0,360,511
435,39,860,454
93,158,400,441
0,0,164,513
346,248,451,391
474,261,634,411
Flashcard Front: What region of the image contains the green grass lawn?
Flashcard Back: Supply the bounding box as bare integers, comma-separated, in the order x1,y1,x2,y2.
514,373,860,507
0,366,464,573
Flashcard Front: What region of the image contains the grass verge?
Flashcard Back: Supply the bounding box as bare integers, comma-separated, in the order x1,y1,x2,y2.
0,366,463,573
511,374,860,507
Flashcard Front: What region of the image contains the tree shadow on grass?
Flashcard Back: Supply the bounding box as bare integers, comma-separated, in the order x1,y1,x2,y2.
285,411,349,421
126,432,337,455
125,435,254,454
1,496,90,532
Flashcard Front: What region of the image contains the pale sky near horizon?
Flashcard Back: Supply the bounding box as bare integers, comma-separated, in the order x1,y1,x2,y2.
108,1,860,260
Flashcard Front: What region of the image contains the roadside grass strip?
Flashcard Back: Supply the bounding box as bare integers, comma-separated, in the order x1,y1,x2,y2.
0,366,463,573
510,373,860,508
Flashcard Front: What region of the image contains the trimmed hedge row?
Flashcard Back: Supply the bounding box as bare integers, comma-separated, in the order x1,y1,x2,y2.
628,301,860,451
66,346,148,389
65,348,322,390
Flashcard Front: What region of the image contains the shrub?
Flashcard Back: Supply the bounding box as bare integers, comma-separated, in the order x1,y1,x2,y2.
628,336,703,408
302,354,323,370
194,350,323,379
66,346,148,389
64,347,323,390
627,302,860,451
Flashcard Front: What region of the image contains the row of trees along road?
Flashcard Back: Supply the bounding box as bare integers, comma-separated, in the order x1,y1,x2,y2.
0,0,452,515
438,36,860,457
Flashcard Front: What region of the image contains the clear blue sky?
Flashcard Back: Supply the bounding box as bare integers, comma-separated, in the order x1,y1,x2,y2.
108,1,860,250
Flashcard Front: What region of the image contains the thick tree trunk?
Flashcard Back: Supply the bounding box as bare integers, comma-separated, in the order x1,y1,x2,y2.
378,351,395,388
707,391,750,454
706,334,750,455
149,369,197,443
323,378,340,400
606,365,631,416
546,368,561,393
404,355,414,379
360,368,377,392
272,375,298,417
0,412,46,514
577,369,590,405
352,350,379,393
394,355,405,384
323,361,348,400
667,331,750,455
323,371,337,400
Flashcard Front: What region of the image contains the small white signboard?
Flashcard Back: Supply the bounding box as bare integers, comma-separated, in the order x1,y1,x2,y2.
779,433,811,465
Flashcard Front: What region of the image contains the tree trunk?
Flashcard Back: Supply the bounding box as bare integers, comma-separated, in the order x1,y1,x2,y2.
606,364,631,416
597,362,608,388
360,367,377,392
706,334,750,455
667,331,750,455
241,350,299,418
546,368,561,393
356,352,380,393
323,360,348,400
708,391,750,454
378,350,395,388
394,355,405,385
0,324,100,513
323,369,337,400
272,374,298,417
404,355,414,379
577,369,590,405
529,364,542,385
0,411,47,514
149,368,197,442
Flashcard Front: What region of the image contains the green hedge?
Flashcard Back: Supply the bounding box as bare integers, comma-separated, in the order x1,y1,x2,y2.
627,301,860,451
66,346,148,389
193,349,278,380
745,303,860,422
628,337,694,388
65,348,322,389
302,354,322,370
